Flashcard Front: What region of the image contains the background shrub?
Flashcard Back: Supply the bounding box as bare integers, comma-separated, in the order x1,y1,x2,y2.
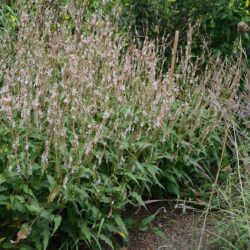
112,0,250,56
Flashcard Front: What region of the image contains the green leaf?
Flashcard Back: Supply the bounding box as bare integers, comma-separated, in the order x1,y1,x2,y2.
99,194,111,203
0,174,6,185
0,186,7,192
105,223,119,234
99,234,114,249
147,165,163,188
130,192,146,208
0,194,9,205
124,172,140,186
26,202,42,214
47,175,56,192
167,182,180,196
79,221,91,243
42,229,50,250
75,186,88,199
114,214,128,239
52,215,62,236
40,210,53,221
151,227,169,240
22,185,36,199
10,195,26,212
139,213,157,231
91,234,102,250
97,218,105,238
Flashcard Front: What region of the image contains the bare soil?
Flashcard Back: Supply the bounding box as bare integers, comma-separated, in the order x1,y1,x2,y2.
127,201,215,250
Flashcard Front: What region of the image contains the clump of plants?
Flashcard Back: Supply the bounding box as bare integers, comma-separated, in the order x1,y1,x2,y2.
201,118,250,249
0,1,245,249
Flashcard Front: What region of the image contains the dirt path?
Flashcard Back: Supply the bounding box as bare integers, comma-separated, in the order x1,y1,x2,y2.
127,202,214,250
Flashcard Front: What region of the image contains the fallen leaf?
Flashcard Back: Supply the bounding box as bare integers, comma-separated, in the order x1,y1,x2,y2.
11,224,31,244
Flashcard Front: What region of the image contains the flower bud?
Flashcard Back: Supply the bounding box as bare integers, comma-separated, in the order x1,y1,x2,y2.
237,22,249,34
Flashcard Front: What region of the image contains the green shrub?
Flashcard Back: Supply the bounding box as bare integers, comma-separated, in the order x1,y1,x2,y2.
4,0,249,54
116,0,250,55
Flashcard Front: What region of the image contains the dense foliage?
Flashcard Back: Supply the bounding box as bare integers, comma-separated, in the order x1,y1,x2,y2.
2,0,250,53
121,0,250,54
0,1,250,249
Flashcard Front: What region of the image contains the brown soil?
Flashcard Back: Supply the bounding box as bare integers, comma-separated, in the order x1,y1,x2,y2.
126,201,215,250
